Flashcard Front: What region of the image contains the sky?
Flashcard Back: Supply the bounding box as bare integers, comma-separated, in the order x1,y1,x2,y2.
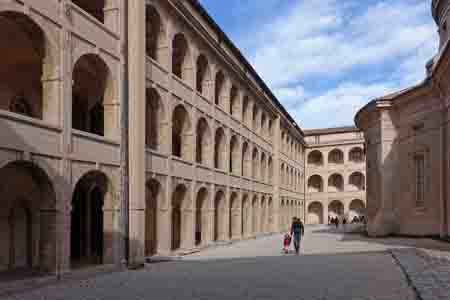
199,0,438,129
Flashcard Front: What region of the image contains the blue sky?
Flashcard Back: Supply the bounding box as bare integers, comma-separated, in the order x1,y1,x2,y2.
199,0,438,129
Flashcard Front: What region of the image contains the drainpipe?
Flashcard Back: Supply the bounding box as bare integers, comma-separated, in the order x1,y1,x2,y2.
120,0,130,267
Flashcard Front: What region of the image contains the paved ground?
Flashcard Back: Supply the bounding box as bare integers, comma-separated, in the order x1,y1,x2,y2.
1,225,450,300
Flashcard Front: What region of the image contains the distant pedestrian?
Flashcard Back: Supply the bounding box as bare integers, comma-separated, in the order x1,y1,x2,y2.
290,217,305,255
343,218,347,231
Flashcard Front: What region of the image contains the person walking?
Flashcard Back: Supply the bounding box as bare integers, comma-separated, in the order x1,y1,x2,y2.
290,217,305,255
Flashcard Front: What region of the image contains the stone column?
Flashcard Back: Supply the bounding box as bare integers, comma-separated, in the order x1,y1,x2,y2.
128,0,146,265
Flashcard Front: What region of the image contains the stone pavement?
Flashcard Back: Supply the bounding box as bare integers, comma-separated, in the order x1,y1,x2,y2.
2,225,450,300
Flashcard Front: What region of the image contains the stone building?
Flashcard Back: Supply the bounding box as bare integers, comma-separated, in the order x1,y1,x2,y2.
0,0,307,275
304,127,366,225
355,0,450,237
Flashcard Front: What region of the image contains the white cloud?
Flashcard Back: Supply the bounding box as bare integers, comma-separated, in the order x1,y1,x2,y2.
238,0,438,128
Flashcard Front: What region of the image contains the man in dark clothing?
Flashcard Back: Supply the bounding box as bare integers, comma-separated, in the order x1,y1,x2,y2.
290,217,305,255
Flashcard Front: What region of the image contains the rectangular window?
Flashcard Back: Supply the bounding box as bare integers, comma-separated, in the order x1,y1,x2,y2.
415,154,425,208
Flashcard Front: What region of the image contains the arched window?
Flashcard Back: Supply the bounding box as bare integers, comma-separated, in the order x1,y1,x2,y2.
230,86,239,117
252,104,259,132
172,105,192,160
281,163,286,185
196,54,210,95
260,152,267,182
328,149,344,164
214,127,226,170
329,200,344,218
242,142,251,177
146,5,166,64
215,71,226,108
349,172,365,191
261,113,267,137
229,135,239,175
73,54,114,137
196,118,212,166
268,119,273,137
268,157,273,184
349,147,364,163
172,33,192,82
242,96,249,125
146,88,164,151
308,175,323,193
308,151,323,166
72,0,105,23
328,174,344,192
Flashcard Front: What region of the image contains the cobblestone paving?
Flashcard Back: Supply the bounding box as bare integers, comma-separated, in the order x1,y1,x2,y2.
392,248,450,300
3,225,450,300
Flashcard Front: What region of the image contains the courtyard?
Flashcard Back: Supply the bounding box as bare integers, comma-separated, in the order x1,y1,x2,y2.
2,225,450,300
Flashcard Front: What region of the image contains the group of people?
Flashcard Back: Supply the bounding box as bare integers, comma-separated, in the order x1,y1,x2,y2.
328,215,366,228
283,217,305,255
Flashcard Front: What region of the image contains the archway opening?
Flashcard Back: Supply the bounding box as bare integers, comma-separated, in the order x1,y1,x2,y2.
241,195,249,237
172,105,191,160
171,184,187,251
229,136,239,174
252,148,259,180
72,54,114,138
72,0,105,23
214,71,225,108
172,33,191,82
349,172,365,191
252,196,258,235
308,175,323,193
146,5,166,64
0,161,56,273
0,12,49,120
308,202,323,224
349,147,364,163
146,88,164,151
214,128,226,170
195,188,208,246
71,171,109,268
349,199,365,220
214,190,225,241
145,179,161,256
196,117,212,166
308,151,323,167
229,193,239,239
328,149,344,165
230,86,238,117
242,96,249,125
242,142,251,177
328,174,344,192
328,200,344,219
196,54,210,95
260,197,266,233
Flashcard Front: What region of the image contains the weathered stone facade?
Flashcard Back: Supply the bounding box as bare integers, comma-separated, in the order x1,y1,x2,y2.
355,0,450,237
304,127,366,225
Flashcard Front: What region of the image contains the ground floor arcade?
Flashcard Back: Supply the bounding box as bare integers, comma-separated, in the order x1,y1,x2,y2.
306,199,366,225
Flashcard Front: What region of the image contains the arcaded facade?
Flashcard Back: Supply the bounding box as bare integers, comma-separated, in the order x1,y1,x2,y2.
304,127,366,225
0,0,306,275
355,0,450,237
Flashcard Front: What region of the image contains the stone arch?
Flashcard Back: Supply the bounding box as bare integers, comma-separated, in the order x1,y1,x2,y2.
349,199,365,220
242,141,251,178
196,117,212,166
251,195,259,235
229,192,240,239
252,147,259,180
172,33,192,84
0,161,57,273
195,187,209,246
214,70,227,110
268,119,273,137
328,200,344,218
72,0,105,23
214,127,227,170
229,135,240,175
328,173,344,192
72,53,116,138
349,172,365,191
308,150,323,167
328,149,344,164
145,88,165,151
268,157,273,184
260,152,267,182
242,95,250,126
281,163,286,185
349,147,364,163
214,190,226,241
146,4,167,65
307,175,323,193
196,54,211,96
241,194,250,237
0,11,59,123
172,104,192,160
229,85,239,118
171,184,189,250
71,170,115,268
145,179,163,256
261,113,267,137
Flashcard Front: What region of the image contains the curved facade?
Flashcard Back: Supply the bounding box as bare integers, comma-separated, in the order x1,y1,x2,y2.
356,0,450,237
304,127,366,225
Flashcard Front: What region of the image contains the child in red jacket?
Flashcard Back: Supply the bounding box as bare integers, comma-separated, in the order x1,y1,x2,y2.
283,232,291,253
